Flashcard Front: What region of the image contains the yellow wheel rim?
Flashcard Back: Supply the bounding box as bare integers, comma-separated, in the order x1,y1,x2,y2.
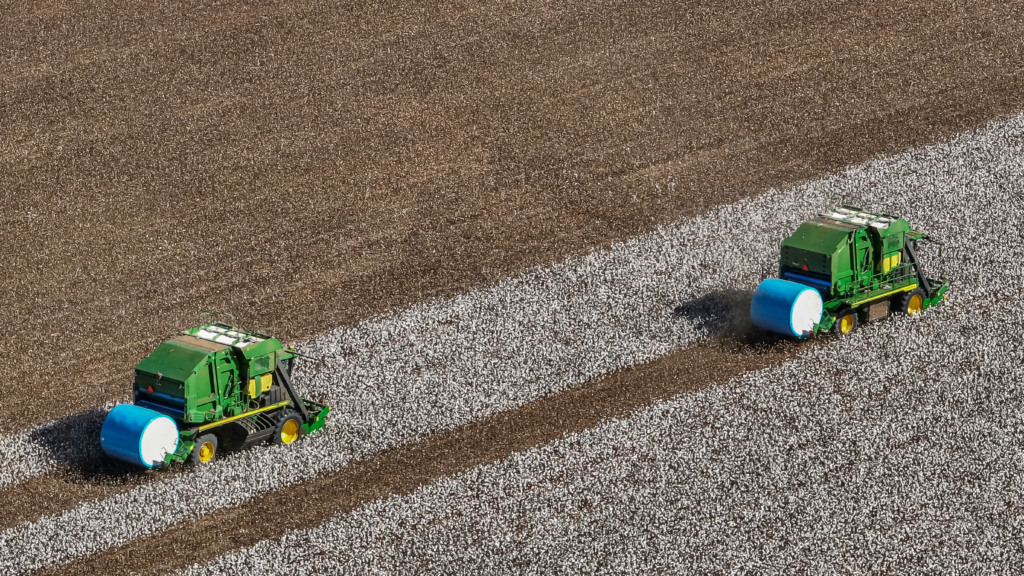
908,294,923,315
280,419,299,444
198,441,215,463
839,314,854,334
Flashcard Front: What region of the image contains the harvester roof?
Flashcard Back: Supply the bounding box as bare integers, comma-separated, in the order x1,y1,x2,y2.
821,206,912,238
820,206,902,229
186,323,282,358
783,206,914,255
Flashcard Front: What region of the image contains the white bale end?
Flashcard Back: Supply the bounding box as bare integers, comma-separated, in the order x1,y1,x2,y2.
138,416,179,467
100,404,180,468
750,278,824,338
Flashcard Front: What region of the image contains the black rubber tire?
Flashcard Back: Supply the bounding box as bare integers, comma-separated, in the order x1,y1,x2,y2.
273,410,303,446
832,307,858,336
190,433,219,465
898,288,927,316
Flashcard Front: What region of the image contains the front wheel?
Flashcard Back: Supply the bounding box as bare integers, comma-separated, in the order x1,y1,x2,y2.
898,288,926,316
190,433,219,465
832,307,858,336
274,410,302,445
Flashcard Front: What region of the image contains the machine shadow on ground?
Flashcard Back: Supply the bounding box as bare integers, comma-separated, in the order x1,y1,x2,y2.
27,406,288,485
28,408,155,483
672,289,800,355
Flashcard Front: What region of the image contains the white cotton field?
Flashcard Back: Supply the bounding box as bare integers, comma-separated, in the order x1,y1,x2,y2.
0,130,835,572
180,113,1024,575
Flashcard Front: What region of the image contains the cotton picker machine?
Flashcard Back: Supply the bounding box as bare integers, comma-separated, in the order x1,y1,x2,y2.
100,323,329,468
750,206,949,338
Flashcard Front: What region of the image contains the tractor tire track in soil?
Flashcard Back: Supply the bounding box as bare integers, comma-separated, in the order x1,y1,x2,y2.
3,0,1024,431
40,341,798,576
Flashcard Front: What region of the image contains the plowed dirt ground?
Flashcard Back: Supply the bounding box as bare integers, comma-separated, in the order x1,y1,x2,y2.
5,0,1022,428
2,0,1023,573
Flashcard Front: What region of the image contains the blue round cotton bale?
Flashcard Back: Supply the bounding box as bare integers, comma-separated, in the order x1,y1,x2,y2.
100,404,180,468
750,278,824,338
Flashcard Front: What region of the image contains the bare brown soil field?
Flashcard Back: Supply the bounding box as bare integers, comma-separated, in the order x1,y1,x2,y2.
2,1,1023,572
3,0,1023,433
0,472,144,531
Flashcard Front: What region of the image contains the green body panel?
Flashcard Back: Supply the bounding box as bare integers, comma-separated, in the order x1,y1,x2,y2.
774,207,949,335
167,439,196,464
129,323,327,467
925,283,950,308
135,324,293,425
301,404,331,435
136,340,211,384
780,221,850,252
781,222,846,282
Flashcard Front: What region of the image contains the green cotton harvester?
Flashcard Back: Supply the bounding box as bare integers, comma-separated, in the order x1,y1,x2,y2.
750,206,949,338
100,323,329,468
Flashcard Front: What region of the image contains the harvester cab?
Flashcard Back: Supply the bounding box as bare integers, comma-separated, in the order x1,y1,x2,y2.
750,206,949,338
100,323,329,468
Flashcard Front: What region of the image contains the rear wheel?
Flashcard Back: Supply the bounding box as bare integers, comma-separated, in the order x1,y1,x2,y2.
899,288,926,316
832,308,858,336
190,433,218,465
274,410,302,445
